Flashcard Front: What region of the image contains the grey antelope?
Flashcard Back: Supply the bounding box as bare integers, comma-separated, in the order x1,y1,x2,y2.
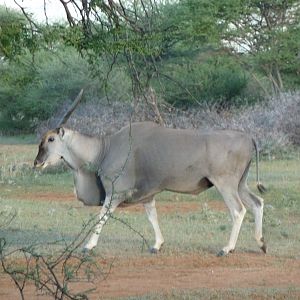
34,122,266,256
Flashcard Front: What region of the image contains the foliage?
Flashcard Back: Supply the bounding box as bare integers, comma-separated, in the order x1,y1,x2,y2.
157,53,249,107
0,6,28,59
218,0,300,93
54,0,300,97
54,0,260,108
0,47,100,133
0,1,300,133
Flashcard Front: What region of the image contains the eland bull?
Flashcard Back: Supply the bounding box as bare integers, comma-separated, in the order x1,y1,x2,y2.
34,121,266,256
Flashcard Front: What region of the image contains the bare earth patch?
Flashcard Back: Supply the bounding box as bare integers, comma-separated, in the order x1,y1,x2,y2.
95,253,300,299
1,253,300,299
12,190,227,214
14,191,77,202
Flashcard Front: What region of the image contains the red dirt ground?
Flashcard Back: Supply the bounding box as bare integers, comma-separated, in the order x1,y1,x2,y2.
13,190,227,213
1,193,299,299
1,253,300,299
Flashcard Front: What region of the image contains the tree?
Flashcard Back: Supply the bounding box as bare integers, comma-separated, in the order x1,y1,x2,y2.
3,0,300,122
218,0,300,94
54,0,228,112
0,5,40,60
0,5,27,59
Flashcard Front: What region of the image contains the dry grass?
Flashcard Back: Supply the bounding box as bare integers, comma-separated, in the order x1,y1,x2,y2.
38,92,300,156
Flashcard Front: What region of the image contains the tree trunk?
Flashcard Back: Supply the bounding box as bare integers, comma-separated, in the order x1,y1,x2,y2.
146,87,164,126
274,64,283,91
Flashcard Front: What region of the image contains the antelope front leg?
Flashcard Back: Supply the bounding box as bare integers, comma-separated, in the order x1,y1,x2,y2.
84,196,121,252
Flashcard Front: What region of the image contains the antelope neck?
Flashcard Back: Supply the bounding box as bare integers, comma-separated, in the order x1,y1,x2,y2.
64,132,109,171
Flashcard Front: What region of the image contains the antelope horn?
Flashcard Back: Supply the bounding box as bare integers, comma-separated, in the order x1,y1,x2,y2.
57,89,84,127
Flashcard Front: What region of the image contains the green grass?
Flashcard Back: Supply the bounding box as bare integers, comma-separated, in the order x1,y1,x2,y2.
0,134,37,145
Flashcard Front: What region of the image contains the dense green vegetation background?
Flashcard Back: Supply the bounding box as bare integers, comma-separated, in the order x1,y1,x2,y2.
0,0,299,133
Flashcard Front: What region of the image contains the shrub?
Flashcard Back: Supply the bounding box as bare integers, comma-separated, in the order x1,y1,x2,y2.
38,92,300,156
0,47,100,133
156,55,255,108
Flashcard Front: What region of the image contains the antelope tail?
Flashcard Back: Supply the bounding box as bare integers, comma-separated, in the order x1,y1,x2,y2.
253,139,267,194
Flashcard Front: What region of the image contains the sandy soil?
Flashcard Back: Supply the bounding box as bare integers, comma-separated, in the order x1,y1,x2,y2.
12,190,227,213
1,252,300,299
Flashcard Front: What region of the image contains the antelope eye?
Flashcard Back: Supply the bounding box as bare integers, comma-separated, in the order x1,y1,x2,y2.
48,137,55,142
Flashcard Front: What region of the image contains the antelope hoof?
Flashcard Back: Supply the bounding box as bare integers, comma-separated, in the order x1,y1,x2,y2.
82,247,92,256
217,250,227,257
217,248,234,257
149,247,159,254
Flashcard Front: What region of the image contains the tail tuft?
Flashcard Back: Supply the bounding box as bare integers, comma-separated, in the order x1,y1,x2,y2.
257,182,267,194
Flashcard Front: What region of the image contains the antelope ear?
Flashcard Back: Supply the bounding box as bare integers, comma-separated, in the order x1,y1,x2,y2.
56,127,65,138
